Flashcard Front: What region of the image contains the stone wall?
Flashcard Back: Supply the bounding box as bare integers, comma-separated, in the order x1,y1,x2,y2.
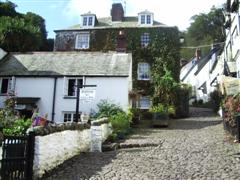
33,118,112,179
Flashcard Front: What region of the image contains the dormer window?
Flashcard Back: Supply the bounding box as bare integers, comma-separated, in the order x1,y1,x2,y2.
81,13,97,27
88,17,93,26
146,15,151,24
141,15,145,24
83,17,88,26
138,10,154,26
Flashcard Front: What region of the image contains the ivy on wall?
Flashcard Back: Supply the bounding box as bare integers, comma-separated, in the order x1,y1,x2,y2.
89,27,181,97
56,27,181,103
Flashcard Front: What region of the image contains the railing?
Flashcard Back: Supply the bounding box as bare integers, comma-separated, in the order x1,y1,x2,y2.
1,132,35,180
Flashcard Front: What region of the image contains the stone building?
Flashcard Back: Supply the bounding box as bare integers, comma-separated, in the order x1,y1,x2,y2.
54,2,180,110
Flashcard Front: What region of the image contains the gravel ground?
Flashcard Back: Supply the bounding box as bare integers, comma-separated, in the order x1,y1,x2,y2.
42,108,240,180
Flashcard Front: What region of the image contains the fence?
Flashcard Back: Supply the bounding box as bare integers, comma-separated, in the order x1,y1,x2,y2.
1,132,35,180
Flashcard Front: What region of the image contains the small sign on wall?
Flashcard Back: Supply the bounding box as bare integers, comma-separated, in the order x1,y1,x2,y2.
221,76,240,95
90,126,102,152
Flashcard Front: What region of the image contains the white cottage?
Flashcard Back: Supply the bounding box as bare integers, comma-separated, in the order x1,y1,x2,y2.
180,47,223,102
0,51,132,123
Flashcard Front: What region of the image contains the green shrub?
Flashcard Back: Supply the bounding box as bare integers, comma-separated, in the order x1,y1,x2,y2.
95,100,123,118
3,119,32,136
210,90,223,113
0,98,16,129
110,112,131,134
96,100,131,140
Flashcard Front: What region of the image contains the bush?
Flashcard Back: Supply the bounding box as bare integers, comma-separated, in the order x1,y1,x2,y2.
0,98,16,129
95,100,123,118
96,100,131,140
3,118,32,136
210,90,223,113
110,112,131,134
223,94,240,128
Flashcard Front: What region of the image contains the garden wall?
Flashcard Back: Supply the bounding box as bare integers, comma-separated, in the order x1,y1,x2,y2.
32,118,112,179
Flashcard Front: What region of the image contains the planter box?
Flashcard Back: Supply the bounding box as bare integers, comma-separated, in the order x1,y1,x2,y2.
152,112,169,127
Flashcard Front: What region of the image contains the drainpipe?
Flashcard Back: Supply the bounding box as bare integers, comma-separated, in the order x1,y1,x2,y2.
51,77,57,122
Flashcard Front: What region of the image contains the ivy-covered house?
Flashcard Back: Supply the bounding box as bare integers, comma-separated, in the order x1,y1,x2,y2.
54,2,181,110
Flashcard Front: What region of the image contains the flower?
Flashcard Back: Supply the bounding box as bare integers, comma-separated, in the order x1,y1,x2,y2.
223,94,240,127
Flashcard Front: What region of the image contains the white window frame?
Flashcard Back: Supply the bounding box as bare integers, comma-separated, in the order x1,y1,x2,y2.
138,63,150,80
82,16,95,27
63,112,81,122
146,15,151,24
83,17,88,26
0,77,15,95
75,32,90,49
139,96,151,109
141,15,145,24
138,14,153,26
141,33,150,47
63,77,83,97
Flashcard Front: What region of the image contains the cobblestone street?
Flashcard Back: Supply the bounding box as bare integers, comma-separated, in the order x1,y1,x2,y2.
43,108,240,180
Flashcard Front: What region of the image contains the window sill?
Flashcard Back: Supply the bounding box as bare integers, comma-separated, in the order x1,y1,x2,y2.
63,96,77,99
139,107,150,110
75,47,90,50
137,79,150,81
0,94,9,96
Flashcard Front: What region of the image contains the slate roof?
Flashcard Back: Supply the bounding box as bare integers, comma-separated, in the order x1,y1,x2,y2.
0,51,132,77
181,46,222,81
55,16,168,31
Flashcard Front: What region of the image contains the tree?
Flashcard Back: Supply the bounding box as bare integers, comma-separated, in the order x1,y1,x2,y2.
0,1,18,17
0,1,53,52
0,16,42,52
181,6,225,59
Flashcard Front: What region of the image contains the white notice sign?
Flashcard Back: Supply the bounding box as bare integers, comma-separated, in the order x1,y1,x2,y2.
91,126,102,152
80,89,96,103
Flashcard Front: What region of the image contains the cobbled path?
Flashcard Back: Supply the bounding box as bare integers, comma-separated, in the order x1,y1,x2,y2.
43,108,240,180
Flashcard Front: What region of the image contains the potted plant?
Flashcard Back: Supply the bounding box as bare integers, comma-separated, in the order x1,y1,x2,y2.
149,104,175,127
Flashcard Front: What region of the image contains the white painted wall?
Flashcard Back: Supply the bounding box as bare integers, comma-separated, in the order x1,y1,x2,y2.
15,78,55,118
54,76,129,122
1,76,130,123
181,53,219,102
33,122,112,179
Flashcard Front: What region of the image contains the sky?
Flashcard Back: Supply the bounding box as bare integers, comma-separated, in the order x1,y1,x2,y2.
7,0,226,38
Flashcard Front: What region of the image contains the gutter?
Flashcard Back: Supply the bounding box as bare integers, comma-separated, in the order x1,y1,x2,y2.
51,77,57,122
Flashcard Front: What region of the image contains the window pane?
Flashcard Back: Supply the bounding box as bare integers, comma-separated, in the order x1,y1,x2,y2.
73,113,81,121
147,15,151,24
68,79,76,96
141,15,145,24
141,33,150,47
88,17,93,26
64,113,72,122
76,33,90,49
83,17,88,26
1,78,9,94
138,63,150,80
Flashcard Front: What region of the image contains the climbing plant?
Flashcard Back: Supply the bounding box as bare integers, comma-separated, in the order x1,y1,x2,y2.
89,26,181,108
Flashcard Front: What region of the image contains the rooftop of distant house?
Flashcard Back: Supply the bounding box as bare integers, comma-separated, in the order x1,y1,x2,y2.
55,3,172,32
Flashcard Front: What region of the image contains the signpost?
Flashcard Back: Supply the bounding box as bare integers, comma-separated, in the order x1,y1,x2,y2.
75,81,96,122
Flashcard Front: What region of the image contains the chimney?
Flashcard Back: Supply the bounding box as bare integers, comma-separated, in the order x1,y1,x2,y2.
111,3,124,21
195,48,201,60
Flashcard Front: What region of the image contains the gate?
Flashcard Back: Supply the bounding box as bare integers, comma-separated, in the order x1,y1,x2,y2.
1,132,35,180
